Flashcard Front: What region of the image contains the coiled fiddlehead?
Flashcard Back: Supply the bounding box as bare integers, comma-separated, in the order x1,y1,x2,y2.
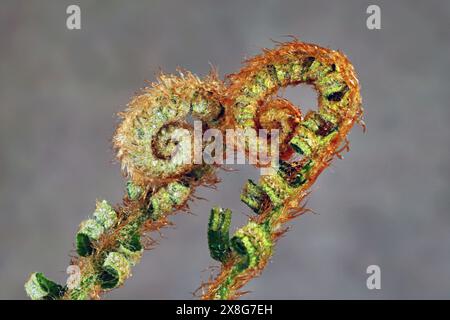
25,71,226,300
200,41,363,299
25,40,362,300
114,72,225,185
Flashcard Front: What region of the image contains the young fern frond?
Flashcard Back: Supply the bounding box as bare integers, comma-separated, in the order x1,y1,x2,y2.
201,41,362,299
25,40,362,300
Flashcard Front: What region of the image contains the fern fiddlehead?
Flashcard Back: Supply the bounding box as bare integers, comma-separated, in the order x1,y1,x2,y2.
25,40,362,300
25,71,226,300
201,41,363,299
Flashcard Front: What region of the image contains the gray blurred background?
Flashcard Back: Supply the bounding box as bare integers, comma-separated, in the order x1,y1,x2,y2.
1,0,449,299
